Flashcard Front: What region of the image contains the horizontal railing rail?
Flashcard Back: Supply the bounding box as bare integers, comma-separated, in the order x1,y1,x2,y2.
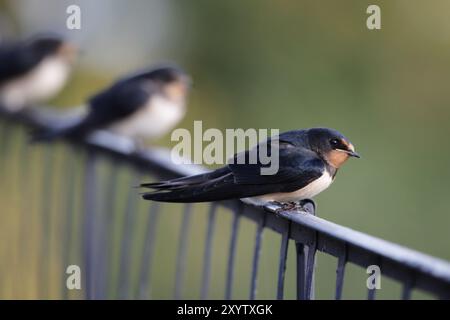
1,107,450,300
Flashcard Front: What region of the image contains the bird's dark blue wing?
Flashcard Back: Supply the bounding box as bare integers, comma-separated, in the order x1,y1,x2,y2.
85,78,153,126
0,45,43,84
228,145,325,192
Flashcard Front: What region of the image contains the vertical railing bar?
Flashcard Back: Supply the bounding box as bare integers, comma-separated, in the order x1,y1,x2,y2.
0,119,12,176
367,287,376,300
225,203,242,300
276,222,290,300
367,256,381,300
7,127,22,298
91,159,108,300
0,116,10,289
100,158,121,298
200,203,218,300
295,241,307,300
174,203,193,299
16,129,32,298
83,150,98,300
401,279,413,300
335,243,348,300
93,159,120,300
249,213,265,300
61,145,78,299
117,171,141,299
137,202,161,299
302,202,317,300
38,145,54,299
100,159,119,296
401,270,416,300
304,232,317,300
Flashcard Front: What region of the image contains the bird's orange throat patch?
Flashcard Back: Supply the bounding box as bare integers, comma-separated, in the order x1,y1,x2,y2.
164,82,188,104
326,150,350,168
57,43,77,63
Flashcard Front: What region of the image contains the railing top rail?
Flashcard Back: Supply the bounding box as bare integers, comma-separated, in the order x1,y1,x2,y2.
271,206,450,283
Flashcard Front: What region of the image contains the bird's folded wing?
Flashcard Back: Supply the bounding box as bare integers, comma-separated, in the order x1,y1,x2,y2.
0,46,38,83
229,145,325,192
86,78,153,126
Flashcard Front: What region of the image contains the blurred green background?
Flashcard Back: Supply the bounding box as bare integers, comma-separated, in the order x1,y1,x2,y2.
1,0,450,299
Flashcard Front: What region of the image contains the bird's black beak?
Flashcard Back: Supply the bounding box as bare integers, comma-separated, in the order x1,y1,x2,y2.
336,148,361,158
347,150,361,158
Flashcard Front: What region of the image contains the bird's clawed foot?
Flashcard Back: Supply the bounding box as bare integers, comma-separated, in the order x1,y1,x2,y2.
270,199,316,215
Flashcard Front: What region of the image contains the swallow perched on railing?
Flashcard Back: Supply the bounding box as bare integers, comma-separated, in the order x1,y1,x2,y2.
141,128,359,209
31,65,191,144
0,34,77,111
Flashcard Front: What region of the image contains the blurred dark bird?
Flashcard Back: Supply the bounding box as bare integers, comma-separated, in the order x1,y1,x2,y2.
0,34,77,111
31,65,191,143
141,128,359,207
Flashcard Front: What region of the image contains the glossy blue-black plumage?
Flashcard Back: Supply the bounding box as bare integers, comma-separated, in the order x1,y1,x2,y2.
141,129,332,203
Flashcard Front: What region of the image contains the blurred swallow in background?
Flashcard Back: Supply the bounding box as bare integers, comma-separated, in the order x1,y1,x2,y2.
0,34,77,111
31,65,191,144
141,128,359,208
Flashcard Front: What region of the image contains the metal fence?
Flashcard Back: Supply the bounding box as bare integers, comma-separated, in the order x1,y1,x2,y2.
1,108,450,300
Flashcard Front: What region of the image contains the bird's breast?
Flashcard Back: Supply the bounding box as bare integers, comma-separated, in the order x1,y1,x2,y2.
109,95,185,139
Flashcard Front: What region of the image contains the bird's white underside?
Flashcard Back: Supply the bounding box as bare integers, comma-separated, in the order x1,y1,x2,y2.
108,94,185,139
241,170,333,206
0,56,71,111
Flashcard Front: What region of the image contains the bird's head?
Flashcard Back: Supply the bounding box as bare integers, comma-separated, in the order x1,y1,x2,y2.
307,128,360,168
146,65,191,103
25,34,77,63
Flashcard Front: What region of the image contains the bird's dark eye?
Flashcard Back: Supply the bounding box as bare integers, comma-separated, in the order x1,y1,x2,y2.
330,139,339,147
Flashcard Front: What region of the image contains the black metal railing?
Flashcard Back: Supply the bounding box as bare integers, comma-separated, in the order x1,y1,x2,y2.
1,107,450,300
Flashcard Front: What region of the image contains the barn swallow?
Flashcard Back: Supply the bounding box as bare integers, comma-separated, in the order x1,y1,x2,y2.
0,34,76,111
31,65,191,143
140,128,359,208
